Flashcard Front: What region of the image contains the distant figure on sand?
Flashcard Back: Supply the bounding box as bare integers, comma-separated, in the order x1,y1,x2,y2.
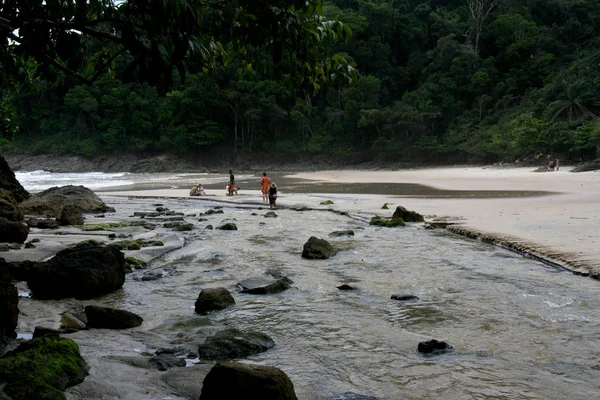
190,184,205,196
227,169,235,196
268,182,278,209
548,159,559,171
260,172,271,203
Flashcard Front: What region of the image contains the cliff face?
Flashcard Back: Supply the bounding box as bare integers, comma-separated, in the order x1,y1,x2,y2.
0,155,30,203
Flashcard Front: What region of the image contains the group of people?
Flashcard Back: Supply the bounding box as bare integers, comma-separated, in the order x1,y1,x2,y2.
189,169,278,208
260,172,278,209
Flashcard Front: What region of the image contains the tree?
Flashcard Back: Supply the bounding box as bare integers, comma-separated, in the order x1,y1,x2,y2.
466,0,498,54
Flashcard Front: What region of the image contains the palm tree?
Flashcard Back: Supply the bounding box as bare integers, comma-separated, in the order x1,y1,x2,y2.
547,78,600,121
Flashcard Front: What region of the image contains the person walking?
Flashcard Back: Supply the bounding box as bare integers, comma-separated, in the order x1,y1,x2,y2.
260,172,271,203
227,169,235,196
268,182,278,209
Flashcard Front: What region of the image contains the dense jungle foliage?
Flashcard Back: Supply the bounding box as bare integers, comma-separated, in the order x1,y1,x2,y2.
2,0,600,163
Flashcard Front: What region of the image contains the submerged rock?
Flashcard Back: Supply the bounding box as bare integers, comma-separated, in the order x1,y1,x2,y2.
391,294,419,301
85,305,143,329
417,339,453,354
197,329,275,360
200,361,297,400
337,284,355,291
216,223,237,230
238,276,290,294
264,211,278,218
329,230,354,237
194,287,235,314
328,393,378,400
302,236,336,259
0,337,89,399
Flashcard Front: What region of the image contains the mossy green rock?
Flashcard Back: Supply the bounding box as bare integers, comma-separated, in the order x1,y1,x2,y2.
0,337,89,400
320,200,334,205
301,236,336,259
369,216,406,227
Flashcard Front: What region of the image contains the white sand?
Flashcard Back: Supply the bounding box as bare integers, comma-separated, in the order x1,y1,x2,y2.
104,166,600,276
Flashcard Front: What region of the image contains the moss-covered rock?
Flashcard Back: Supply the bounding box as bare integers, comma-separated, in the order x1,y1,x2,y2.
108,239,142,250
320,200,334,205
195,288,235,314
392,206,424,222
0,336,89,400
301,236,336,259
369,216,406,227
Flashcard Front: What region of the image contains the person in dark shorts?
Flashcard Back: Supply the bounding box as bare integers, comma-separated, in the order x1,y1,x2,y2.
268,182,278,209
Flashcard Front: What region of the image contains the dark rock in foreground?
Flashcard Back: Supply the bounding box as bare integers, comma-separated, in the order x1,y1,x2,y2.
194,288,235,314
417,339,453,354
200,361,297,400
302,236,336,259
197,328,275,360
0,217,29,243
392,206,424,222
0,337,89,399
27,242,126,299
20,185,115,218
238,276,290,294
0,265,18,348
391,294,419,301
85,305,143,329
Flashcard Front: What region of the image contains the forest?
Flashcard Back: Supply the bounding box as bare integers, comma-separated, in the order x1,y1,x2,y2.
1,0,600,163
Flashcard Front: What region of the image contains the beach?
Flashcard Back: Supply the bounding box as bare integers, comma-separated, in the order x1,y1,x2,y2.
103,166,600,278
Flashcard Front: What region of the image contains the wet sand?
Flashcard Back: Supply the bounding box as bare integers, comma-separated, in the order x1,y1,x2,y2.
100,166,600,277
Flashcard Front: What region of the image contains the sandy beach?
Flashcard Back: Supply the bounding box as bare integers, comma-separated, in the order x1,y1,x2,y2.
104,166,600,277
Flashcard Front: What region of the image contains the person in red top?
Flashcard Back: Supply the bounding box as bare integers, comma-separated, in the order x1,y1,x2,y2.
260,172,271,203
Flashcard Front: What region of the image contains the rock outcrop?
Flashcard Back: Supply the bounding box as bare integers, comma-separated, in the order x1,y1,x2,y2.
27,242,126,299
20,185,115,218
0,155,30,203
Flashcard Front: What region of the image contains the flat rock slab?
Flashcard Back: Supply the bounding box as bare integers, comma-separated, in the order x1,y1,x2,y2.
237,276,290,294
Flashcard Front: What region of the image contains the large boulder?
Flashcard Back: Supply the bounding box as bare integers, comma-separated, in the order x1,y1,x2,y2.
200,362,297,400
0,217,29,243
19,185,115,218
194,288,235,314
0,336,89,399
27,242,126,299
0,155,30,203
0,265,18,348
197,328,275,360
84,305,143,329
301,236,336,259
0,189,22,221
392,206,424,222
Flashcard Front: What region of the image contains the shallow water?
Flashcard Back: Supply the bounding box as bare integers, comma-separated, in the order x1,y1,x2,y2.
76,195,600,400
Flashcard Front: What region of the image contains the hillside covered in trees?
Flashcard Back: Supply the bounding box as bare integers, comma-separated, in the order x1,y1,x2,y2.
2,0,600,164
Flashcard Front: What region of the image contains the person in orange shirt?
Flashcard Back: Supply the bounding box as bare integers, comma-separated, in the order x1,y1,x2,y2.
260,172,271,203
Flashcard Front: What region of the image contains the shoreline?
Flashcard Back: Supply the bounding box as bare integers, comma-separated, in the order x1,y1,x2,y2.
99,166,600,279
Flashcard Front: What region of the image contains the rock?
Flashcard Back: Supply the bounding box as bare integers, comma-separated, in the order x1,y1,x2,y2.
0,265,18,348
216,223,237,230
238,276,290,294
27,242,126,299
30,218,59,229
194,288,235,314
205,225,214,229
173,223,194,231
391,294,419,301
19,185,115,218
392,206,424,222
149,353,186,371
329,230,354,237
417,339,453,354
0,337,89,399
320,200,334,205
369,216,405,227
328,393,378,400
264,211,278,218
197,329,275,360
32,326,60,338
58,204,85,226
337,284,354,291
0,189,22,221
85,305,143,329
0,217,29,243
205,209,224,215
200,361,297,400
0,155,30,203
301,236,336,259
